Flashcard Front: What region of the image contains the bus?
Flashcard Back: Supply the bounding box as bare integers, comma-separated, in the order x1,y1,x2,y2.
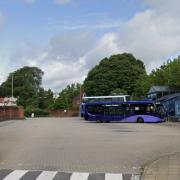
82,95,130,103
80,95,130,117
83,100,166,123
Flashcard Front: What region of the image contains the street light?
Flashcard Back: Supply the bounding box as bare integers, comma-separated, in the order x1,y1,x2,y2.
12,73,14,98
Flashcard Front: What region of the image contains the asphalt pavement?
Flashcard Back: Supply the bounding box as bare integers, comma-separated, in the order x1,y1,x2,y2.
0,118,180,179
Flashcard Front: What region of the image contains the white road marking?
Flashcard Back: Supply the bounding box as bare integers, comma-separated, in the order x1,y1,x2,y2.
3,170,28,180
105,173,123,180
70,172,89,180
36,171,57,180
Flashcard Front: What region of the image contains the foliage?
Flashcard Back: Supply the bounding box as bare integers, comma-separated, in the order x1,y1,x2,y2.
37,88,54,109
110,88,128,95
134,57,180,98
0,66,54,115
25,107,49,117
52,83,81,110
0,66,44,107
83,53,146,96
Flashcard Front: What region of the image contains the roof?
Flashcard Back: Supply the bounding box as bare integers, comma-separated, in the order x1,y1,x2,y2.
158,93,180,102
148,86,179,94
83,95,130,99
85,100,154,106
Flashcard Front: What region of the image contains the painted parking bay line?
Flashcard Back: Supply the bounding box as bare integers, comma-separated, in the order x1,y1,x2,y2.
3,170,28,180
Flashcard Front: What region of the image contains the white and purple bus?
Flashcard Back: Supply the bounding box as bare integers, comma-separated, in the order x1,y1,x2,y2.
83,100,166,123
80,95,130,117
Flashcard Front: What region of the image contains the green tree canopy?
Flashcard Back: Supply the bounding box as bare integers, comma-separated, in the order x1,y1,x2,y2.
134,56,180,98
83,53,146,96
110,88,128,95
0,66,44,108
52,83,81,110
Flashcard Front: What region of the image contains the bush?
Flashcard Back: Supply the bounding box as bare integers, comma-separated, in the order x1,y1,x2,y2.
25,107,49,117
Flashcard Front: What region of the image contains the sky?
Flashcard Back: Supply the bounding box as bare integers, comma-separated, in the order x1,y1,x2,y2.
0,0,180,91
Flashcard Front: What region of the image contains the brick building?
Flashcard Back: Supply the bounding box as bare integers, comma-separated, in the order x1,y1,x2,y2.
0,97,24,121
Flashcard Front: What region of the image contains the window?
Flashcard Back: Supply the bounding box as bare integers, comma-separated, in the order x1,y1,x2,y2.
87,105,103,115
175,99,180,117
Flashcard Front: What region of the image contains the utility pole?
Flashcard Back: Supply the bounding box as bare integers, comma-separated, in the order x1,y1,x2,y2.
12,73,14,98
79,85,82,116
79,84,83,105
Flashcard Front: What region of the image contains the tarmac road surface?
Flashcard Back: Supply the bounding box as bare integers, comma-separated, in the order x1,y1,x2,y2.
0,117,180,177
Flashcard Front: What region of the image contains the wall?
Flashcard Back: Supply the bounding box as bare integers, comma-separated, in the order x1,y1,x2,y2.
49,109,79,117
0,106,24,121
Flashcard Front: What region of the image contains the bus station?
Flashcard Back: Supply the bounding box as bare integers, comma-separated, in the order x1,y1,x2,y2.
0,1,180,179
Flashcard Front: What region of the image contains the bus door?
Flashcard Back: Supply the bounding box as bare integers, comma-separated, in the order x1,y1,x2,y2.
103,105,111,121
124,104,135,122
105,105,124,122
113,105,124,121
103,105,116,121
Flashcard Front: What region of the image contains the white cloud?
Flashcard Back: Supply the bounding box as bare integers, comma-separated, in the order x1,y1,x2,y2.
43,59,86,90
82,33,120,69
8,32,94,91
143,0,180,16
54,0,72,5
115,8,180,72
5,0,180,91
82,0,180,72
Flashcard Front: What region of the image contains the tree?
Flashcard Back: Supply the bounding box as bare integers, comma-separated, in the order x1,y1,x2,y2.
38,88,54,109
110,88,128,95
133,57,180,98
52,83,81,110
83,53,146,96
0,66,44,108
133,74,153,99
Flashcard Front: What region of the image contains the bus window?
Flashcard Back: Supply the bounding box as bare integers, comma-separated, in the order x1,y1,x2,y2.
109,106,116,115
104,106,109,115
125,105,135,115
87,105,103,115
114,106,124,115
134,105,146,114
146,104,155,113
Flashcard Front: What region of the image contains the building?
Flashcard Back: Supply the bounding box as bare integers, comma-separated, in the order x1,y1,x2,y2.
0,97,24,120
0,97,17,107
0,97,4,106
157,93,180,121
148,86,180,100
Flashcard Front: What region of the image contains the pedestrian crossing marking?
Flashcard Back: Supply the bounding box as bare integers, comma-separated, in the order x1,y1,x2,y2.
3,170,28,180
0,169,140,180
105,173,123,180
36,171,57,180
70,172,89,180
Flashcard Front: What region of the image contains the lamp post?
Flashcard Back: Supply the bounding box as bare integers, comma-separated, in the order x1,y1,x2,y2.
12,73,14,98
79,85,82,117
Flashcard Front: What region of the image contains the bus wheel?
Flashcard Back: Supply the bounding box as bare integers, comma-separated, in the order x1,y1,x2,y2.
137,117,144,123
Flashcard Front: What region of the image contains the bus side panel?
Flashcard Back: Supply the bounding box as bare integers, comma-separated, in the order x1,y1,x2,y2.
124,115,164,123
112,115,124,122
123,115,138,123
141,115,164,123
